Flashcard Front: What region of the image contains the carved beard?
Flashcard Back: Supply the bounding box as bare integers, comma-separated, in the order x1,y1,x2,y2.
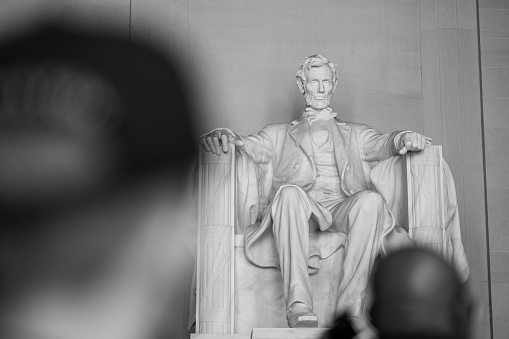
304,91,331,110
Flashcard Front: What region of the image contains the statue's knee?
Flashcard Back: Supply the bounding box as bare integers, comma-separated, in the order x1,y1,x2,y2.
278,186,302,202
356,190,383,209
385,226,414,253
271,186,306,217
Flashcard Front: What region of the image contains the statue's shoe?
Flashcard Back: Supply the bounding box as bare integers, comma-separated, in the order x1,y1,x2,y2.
288,312,319,328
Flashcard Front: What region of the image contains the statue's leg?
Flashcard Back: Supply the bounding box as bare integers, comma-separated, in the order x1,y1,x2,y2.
271,185,323,327
330,190,391,316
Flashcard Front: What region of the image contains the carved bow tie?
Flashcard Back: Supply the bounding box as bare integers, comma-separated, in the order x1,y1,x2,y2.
305,107,337,124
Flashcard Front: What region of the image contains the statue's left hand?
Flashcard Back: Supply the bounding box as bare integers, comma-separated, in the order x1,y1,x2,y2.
200,128,244,155
398,132,431,155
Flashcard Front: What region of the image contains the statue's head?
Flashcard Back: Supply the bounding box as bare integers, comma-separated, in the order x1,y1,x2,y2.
296,54,338,110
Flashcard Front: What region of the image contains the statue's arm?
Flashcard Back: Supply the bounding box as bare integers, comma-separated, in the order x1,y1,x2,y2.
199,126,275,165
358,124,403,162
239,126,275,165
395,131,432,155
358,125,431,161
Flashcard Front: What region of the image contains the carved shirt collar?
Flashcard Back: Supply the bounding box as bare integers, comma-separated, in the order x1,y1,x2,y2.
291,107,345,125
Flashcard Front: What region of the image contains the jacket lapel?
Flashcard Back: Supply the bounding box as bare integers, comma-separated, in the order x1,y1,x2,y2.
288,118,313,158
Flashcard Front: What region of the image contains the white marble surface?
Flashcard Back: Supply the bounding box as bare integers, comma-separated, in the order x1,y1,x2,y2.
191,334,249,339
234,235,343,335
251,328,328,339
191,328,327,339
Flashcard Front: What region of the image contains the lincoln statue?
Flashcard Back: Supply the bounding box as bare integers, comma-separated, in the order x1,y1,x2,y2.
199,54,468,328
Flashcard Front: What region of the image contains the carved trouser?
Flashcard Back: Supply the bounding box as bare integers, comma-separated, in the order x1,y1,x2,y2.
270,185,391,317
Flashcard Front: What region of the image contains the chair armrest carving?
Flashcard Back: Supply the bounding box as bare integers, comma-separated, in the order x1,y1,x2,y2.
196,145,236,334
405,145,447,256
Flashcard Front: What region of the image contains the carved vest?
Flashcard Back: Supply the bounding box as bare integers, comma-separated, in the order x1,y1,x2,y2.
307,120,346,208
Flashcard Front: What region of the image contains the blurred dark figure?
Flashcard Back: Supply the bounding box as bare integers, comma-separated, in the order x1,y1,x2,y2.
0,24,196,339
324,248,472,339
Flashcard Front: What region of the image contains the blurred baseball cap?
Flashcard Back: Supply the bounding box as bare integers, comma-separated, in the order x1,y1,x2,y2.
0,24,197,227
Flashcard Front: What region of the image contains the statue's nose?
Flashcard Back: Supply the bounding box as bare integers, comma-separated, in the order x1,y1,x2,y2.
318,83,325,93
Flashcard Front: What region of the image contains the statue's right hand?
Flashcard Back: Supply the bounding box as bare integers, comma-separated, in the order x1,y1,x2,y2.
200,128,244,155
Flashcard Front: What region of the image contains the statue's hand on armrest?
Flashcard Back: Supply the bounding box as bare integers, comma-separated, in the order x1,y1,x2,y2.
200,128,244,155
396,131,432,155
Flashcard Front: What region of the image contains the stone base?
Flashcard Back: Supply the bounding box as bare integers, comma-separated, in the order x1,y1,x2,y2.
191,335,249,339
192,328,328,339
251,328,328,338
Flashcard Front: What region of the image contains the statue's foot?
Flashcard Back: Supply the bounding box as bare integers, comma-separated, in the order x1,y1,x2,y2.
287,302,319,328
288,312,319,328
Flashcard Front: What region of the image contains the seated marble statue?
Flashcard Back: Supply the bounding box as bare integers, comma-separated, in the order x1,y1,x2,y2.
200,54,468,328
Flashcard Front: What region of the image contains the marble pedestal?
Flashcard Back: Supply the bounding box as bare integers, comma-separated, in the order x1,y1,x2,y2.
192,328,328,339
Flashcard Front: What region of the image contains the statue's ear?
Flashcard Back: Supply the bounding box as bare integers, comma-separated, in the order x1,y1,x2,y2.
332,78,338,92
296,77,306,95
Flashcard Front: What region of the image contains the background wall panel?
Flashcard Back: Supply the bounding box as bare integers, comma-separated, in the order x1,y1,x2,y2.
189,0,422,136
421,28,442,144
457,22,491,339
481,38,509,67
479,1,509,338
422,2,490,337
480,7,509,38
438,0,457,28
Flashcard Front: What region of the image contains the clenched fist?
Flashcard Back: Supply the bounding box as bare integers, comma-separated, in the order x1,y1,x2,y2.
398,132,432,155
200,128,244,155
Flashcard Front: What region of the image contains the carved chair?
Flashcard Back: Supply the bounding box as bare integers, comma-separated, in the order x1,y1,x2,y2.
195,144,446,335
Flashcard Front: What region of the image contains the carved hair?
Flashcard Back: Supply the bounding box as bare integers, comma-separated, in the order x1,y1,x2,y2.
295,54,338,94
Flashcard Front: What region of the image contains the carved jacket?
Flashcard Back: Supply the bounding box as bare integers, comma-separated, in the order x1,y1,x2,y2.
239,115,401,269
240,116,400,217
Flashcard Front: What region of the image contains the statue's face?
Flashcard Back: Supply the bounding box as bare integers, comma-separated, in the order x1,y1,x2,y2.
303,65,334,110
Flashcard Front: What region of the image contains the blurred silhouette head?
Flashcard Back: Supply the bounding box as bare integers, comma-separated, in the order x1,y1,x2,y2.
0,24,195,223
0,24,196,298
369,248,470,339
